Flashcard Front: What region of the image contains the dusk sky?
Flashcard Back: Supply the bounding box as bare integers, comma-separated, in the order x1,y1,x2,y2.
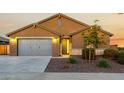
0,13,124,46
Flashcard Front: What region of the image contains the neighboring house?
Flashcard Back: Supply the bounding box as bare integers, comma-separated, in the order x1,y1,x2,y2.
6,13,113,56
0,36,9,55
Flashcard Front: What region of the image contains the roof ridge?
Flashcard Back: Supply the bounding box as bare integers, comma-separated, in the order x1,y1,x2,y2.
37,13,90,27
59,13,90,27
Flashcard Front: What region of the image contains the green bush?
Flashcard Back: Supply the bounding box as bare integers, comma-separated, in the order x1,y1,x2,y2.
118,58,124,65
104,48,118,59
82,48,95,60
97,58,110,68
118,50,124,57
114,52,120,60
69,57,77,64
118,47,124,51
117,51,124,65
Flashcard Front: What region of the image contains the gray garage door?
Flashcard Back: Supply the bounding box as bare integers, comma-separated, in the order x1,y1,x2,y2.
18,39,52,56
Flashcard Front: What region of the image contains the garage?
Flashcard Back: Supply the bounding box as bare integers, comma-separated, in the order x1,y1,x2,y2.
18,38,52,56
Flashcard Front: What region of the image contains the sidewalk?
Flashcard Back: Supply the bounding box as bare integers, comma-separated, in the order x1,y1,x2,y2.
0,73,124,80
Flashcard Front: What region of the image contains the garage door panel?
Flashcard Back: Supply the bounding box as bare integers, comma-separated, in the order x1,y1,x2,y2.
18,39,52,56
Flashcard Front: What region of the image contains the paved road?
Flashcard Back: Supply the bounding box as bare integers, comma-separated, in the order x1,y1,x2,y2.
0,56,51,73
0,73,124,80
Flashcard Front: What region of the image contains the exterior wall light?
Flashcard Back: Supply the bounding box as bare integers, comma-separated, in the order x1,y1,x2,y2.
10,38,16,44
52,38,58,43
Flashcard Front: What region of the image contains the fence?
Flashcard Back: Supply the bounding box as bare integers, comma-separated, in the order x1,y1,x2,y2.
0,45,9,55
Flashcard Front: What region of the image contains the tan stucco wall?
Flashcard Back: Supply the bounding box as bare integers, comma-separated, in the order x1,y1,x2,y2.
72,32,84,48
40,16,87,35
9,26,60,56
10,41,17,56
72,30,110,49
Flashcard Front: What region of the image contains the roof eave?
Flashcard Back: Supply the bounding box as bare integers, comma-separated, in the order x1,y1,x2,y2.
101,30,113,37
7,24,34,37
68,26,91,36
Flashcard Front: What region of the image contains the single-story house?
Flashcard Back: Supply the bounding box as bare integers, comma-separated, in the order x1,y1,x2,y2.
0,36,9,55
6,13,113,56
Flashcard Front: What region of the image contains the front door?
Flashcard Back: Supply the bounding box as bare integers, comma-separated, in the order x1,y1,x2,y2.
62,39,70,55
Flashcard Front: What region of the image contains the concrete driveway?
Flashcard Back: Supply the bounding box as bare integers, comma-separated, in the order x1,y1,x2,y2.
0,56,51,72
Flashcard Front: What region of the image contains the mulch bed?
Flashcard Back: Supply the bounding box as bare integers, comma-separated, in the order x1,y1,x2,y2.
45,56,124,73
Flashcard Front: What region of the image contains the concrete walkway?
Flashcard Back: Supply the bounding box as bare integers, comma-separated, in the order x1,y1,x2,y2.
0,56,51,72
0,73,124,80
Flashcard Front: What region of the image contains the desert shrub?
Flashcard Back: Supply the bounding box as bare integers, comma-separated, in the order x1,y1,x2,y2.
104,48,119,59
117,51,124,65
69,57,77,64
82,48,95,60
118,50,124,56
97,58,110,68
118,47,124,51
118,57,124,65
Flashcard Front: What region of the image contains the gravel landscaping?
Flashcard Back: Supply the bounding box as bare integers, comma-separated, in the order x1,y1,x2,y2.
45,56,124,73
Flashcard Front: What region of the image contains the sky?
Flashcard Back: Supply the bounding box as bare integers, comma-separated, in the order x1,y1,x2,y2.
0,13,124,40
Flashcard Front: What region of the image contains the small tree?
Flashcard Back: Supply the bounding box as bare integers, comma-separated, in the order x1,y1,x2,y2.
83,35,94,62
90,25,101,48
82,24,105,62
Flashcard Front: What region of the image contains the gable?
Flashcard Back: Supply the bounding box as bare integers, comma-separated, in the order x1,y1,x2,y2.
38,14,89,35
